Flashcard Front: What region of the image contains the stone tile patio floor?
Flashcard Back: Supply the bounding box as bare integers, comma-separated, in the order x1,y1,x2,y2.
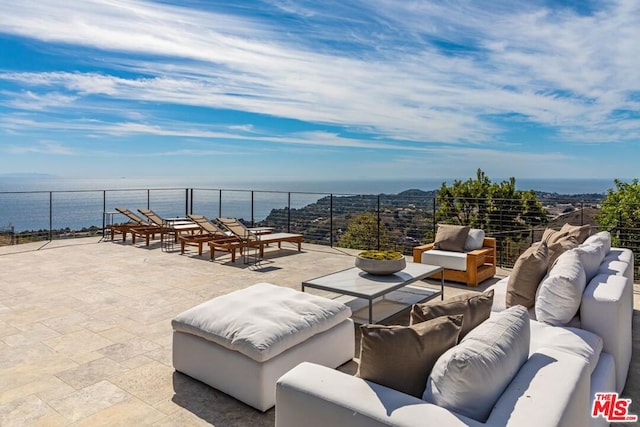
0,237,638,426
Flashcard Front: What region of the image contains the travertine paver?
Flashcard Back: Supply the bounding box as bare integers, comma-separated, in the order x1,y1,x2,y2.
0,236,638,426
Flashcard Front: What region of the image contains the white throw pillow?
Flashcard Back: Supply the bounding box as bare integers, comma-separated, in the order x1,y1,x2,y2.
464,228,486,251
575,243,606,282
535,250,586,326
423,305,530,422
583,231,611,254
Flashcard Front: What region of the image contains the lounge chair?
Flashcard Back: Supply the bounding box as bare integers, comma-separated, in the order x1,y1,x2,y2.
180,214,242,258
216,217,304,260
137,209,200,245
111,208,162,246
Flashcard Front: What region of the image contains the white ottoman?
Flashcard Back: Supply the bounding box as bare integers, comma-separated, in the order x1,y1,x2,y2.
171,282,355,411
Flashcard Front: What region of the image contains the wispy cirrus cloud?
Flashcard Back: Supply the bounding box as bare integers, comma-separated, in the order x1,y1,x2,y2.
0,0,638,179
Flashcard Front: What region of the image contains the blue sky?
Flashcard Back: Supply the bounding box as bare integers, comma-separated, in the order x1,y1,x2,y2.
0,0,639,181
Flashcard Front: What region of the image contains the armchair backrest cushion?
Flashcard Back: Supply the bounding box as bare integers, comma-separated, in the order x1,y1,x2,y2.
434,224,470,252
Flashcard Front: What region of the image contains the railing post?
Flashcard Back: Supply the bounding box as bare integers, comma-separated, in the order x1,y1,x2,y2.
147,189,150,210
251,191,255,227
185,188,189,217
432,194,437,236
580,201,584,225
218,190,222,218
49,191,53,241
377,195,381,250
102,190,106,238
499,199,504,267
287,192,291,233
190,188,193,215
330,194,334,247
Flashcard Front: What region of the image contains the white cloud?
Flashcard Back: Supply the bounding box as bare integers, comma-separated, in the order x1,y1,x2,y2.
8,140,76,155
0,0,638,151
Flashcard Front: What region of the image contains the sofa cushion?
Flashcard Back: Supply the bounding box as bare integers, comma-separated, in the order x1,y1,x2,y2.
434,224,470,252
535,250,586,326
542,227,569,245
171,282,351,362
560,223,591,243
584,231,611,253
464,228,485,251
547,235,579,270
529,320,603,374
357,315,463,398
424,305,530,422
575,243,606,282
410,290,494,340
421,249,467,271
506,243,548,308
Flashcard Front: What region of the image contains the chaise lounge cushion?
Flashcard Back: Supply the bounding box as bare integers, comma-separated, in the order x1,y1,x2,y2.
423,305,530,422
410,290,494,340
171,283,351,362
433,224,470,252
506,242,548,308
357,315,463,398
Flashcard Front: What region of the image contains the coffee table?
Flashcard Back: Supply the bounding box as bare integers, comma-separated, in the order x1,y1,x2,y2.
302,262,444,324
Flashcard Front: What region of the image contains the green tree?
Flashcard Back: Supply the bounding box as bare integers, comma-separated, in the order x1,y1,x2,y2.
596,178,640,247
338,212,392,250
435,168,547,234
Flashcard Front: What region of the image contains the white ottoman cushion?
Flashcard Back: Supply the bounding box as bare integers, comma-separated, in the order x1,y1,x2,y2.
172,282,351,362
172,282,355,411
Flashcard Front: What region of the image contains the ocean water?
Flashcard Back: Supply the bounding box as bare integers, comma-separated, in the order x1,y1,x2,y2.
0,176,619,232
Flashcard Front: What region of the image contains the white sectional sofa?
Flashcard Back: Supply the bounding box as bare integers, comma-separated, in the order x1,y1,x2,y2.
275,231,634,427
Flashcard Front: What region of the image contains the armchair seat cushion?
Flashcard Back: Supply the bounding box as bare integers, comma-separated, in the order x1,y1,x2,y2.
421,249,467,271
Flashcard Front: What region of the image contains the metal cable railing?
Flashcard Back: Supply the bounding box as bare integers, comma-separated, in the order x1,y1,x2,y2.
1,188,638,279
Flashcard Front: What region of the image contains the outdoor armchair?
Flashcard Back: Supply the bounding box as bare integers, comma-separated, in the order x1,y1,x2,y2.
413,226,496,287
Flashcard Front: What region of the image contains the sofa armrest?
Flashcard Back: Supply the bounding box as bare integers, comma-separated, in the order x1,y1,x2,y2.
276,362,481,427
580,273,632,392
487,348,590,427
413,243,435,263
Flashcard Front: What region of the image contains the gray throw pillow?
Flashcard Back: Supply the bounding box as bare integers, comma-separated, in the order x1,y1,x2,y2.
356,315,463,398
434,224,471,252
410,290,494,340
464,228,486,251
506,243,549,308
